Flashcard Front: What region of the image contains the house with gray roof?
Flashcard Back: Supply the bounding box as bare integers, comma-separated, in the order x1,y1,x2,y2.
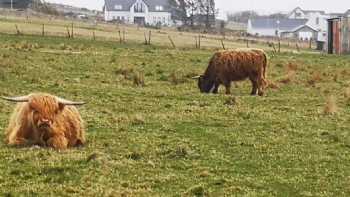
288,7,329,33
104,0,172,26
247,18,319,40
247,18,308,36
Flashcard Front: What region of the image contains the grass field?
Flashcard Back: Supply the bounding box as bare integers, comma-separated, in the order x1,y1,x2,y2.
0,13,315,52
0,33,350,196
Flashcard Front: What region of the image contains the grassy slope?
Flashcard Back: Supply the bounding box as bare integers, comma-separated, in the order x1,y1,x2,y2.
0,34,350,196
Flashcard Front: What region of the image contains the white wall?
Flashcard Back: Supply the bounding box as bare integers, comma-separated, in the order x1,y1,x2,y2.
247,20,278,36
105,11,132,23
305,12,328,32
298,31,313,40
248,28,278,37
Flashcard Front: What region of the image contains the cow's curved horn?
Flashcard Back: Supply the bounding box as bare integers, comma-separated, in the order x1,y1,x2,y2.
56,97,86,106
191,76,201,79
1,96,29,102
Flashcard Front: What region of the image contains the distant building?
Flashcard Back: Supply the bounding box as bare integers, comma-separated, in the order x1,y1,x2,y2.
280,25,318,40
345,10,350,17
0,0,31,9
226,21,247,31
247,18,310,38
104,0,172,26
327,17,350,54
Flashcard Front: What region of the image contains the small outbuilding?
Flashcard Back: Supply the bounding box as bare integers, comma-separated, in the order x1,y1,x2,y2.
280,24,318,40
327,17,350,54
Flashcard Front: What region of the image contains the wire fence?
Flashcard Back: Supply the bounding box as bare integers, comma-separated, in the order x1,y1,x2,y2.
0,11,317,53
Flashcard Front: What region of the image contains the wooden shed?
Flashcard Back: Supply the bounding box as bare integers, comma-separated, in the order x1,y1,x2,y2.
327,17,350,54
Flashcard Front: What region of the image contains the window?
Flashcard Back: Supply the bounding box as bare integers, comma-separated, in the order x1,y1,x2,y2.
134,2,145,13
155,5,163,11
114,5,122,10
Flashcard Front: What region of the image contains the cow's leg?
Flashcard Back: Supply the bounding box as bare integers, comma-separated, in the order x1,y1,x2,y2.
213,81,220,94
47,135,68,150
250,78,258,95
6,125,29,146
257,78,265,96
224,81,231,94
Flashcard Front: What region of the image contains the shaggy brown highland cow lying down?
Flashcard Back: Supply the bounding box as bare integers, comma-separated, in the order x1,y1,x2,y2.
193,49,268,96
2,93,86,150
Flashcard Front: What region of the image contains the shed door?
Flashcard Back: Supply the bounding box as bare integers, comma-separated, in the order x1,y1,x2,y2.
333,20,341,54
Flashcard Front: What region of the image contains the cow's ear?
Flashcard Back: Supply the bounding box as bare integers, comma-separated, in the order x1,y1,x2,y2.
58,103,65,111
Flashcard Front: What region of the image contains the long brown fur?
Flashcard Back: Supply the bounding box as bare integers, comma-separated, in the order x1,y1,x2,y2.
199,49,268,95
5,93,85,150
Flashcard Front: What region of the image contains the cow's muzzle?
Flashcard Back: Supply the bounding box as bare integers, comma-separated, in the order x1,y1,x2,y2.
38,119,51,129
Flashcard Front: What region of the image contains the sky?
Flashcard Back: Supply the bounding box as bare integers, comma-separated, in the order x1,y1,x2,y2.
45,0,350,19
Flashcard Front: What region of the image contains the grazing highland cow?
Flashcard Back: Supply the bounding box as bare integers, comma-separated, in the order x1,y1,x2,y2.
193,49,268,96
2,93,86,150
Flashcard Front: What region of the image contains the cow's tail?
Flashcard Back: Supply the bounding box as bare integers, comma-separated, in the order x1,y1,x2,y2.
261,51,268,88
262,51,268,79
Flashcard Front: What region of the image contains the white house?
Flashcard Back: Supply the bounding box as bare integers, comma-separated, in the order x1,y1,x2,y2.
104,0,172,26
288,7,330,41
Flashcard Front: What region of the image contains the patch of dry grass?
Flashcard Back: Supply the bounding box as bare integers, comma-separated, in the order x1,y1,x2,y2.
133,71,145,87
278,70,296,84
324,95,338,115
307,71,322,86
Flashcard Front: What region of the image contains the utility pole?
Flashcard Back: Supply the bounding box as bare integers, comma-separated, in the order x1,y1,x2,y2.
11,0,13,10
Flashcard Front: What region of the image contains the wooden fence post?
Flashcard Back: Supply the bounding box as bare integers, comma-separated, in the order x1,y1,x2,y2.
168,35,176,48
195,36,198,48
246,39,249,48
71,23,74,38
118,30,122,43
148,30,151,45
278,38,281,53
144,32,148,45
92,30,96,41
309,39,312,49
123,29,126,42
42,24,45,37
271,42,277,54
66,26,71,38
15,24,21,35
198,34,201,49
296,43,300,52
221,39,226,50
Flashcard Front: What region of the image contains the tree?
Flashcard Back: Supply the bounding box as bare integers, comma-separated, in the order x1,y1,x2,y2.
227,11,259,23
185,0,200,27
169,0,188,25
266,13,287,19
198,0,216,28
30,0,59,15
